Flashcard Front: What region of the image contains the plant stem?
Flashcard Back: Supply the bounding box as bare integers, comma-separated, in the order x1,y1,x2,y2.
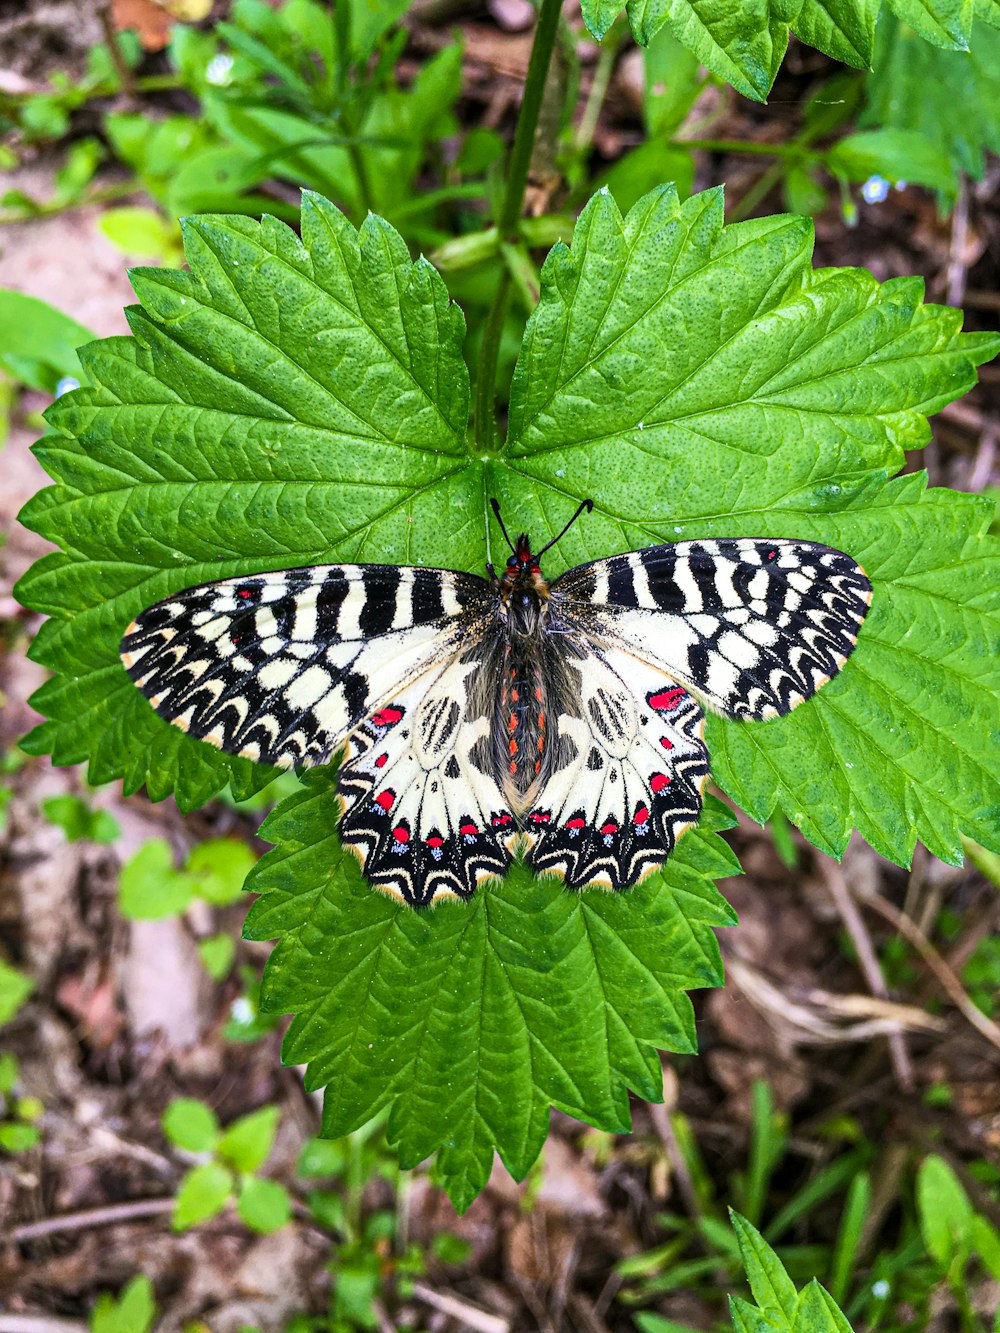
474,0,564,451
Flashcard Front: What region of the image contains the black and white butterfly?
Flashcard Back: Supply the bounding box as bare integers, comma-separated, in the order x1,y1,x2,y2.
120,501,872,907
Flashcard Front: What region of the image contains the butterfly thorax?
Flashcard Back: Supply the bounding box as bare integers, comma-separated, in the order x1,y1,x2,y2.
493,534,558,808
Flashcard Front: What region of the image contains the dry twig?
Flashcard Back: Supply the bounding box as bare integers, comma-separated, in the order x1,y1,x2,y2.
858,890,1000,1053
821,859,914,1089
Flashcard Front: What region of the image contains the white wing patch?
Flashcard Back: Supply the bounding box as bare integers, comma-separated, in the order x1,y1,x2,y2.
337,648,514,906
526,645,709,889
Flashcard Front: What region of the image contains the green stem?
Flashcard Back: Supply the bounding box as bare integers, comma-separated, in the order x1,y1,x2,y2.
475,0,564,451
473,271,511,455
574,23,625,155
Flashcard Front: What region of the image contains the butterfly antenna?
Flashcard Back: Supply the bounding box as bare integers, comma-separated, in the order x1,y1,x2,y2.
489,498,516,554
536,498,594,558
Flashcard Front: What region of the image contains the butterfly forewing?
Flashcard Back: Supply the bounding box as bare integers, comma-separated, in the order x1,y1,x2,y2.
552,538,872,721
121,563,492,768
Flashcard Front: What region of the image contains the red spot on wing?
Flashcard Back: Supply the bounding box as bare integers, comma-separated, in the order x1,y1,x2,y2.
650,773,671,793
648,687,687,712
374,790,395,812
426,835,444,848
374,753,388,768
660,736,674,750
600,821,618,836
566,817,586,830
392,825,409,843
371,706,404,727
238,588,252,600
529,812,550,824
767,550,778,560
492,814,513,826
633,805,649,826
459,822,478,836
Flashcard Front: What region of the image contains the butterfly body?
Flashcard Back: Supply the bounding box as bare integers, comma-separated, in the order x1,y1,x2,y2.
121,511,872,907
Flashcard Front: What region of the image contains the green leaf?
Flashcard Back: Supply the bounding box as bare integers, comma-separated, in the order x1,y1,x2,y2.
41,794,120,843
729,1210,798,1325
884,0,973,48
17,192,470,810
0,288,94,393
792,0,879,67
217,1104,280,1173
173,1161,233,1230
0,1051,18,1093
247,780,735,1210
584,0,794,100
162,1097,220,1153
197,932,237,979
119,840,198,920
90,1275,157,1333
0,1122,41,1153
0,960,34,1025
237,1175,293,1233
16,187,1000,1210
793,1281,855,1332
861,16,1000,195
827,128,956,192
186,837,257,905
916,1153,974,1267
99,207,182,263
507,187,1000,869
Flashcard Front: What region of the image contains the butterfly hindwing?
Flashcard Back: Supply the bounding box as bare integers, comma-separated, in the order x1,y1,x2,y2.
525,643,709,888
337,644,514,906
120,563,492,768
552,538,871,720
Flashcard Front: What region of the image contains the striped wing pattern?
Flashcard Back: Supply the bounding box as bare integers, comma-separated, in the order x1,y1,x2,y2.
552,538,872,721
121,564,491,768
121,533,871,905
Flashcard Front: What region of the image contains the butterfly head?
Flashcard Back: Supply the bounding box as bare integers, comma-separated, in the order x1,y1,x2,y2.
489,498,594,639
499,536,548,637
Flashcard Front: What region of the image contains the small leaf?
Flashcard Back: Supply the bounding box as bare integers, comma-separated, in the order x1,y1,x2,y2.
90,1275,157,1333
163,1097,220,1153
0,288,94,393
884,0,973,48
119,840,197,920
793,1280,855,1332
0,961,34,1025
729,1210,797,1326
827,128,956,192
217,1104,280,1173
792,0,879,67
917,1154,974,1267
41,794,120,843
197,933,236,980
172,1161,233,1230
0,1052,18,1093
0,1122,41,1153
186,837,257,905
99,207,182,262
237,1175,293,1233
971,1213,1000,1281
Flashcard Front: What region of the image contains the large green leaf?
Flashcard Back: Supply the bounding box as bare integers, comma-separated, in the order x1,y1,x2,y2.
247,780,737,1210
16,186,1000,1207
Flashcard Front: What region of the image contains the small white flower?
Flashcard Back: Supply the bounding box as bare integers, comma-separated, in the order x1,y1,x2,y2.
205,53,235,87
871,1279,891,1299
230,996,254,1024
55,375,80,396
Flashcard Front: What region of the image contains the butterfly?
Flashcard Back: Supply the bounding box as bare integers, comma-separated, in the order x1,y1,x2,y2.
120,500,872,907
